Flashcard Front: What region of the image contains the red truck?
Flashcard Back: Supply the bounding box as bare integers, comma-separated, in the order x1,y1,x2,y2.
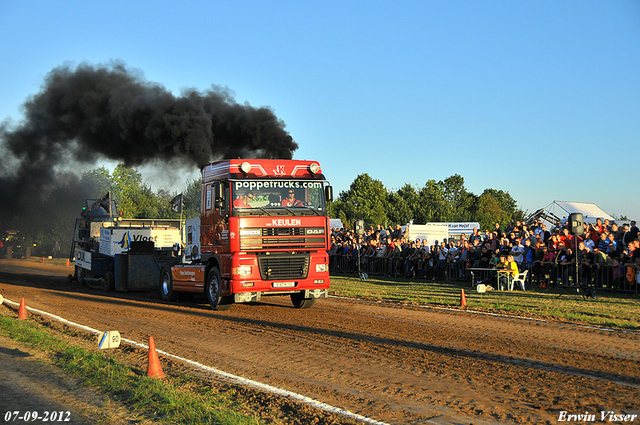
160,159,333,310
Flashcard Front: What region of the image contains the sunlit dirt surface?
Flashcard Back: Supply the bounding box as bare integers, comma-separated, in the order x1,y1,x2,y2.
1,260,639,425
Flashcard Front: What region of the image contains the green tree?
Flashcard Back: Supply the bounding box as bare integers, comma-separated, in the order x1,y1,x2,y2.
155,179,202,220
417,180,451,222
440,174,475,221
386,191,411,225
475,192,509,230
328,198,350,229
335,174,389,228
111,164,161,218
81,167,112,195
385,183,423,225
182,179,202,219
155,188,175,218
481,189,524,225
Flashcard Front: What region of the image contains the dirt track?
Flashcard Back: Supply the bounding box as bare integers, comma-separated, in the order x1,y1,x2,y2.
1,260,639,425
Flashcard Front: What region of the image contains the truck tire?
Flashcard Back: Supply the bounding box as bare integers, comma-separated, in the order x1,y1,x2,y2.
206,268,232,311
76,266,86,285
291,292,316,309
103,272,115,292
159,267,177,301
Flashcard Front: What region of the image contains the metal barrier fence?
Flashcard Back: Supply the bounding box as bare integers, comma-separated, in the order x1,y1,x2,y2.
329,253,639,294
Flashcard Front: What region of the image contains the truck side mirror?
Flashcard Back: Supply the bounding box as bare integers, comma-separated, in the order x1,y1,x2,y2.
214,183,225,209
325,186,333,203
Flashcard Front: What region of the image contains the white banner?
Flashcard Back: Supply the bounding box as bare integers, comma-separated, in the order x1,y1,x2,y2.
428,222,481,235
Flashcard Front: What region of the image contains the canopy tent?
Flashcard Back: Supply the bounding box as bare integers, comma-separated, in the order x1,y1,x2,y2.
526,201,614,227
551,201,614,221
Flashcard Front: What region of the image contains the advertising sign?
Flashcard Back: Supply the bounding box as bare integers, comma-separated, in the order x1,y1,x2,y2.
434,222,481,236
99,227,180,256
75,248,92,269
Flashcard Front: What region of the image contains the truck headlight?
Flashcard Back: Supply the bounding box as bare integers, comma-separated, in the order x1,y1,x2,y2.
315,264,328,273
240,162,252,173
232,266,252,276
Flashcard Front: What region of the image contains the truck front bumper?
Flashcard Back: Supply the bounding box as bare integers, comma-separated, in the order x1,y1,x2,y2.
234,288,328,304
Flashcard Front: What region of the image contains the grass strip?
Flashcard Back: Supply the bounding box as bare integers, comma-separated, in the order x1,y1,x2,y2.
329,274,640,330
0,316,263,425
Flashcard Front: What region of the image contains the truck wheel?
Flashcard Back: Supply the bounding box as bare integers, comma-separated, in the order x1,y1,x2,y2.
76,266,86,285
206,268,232,311
291,292,316,309
103,272,115,292
159,267,177,301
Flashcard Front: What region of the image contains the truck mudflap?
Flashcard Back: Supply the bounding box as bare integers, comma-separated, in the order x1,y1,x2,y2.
234,288,328,304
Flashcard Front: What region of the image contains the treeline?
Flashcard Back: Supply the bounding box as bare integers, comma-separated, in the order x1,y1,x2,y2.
6,165,523,256
82,165,202,221
95,168,523,233
332,173,525,231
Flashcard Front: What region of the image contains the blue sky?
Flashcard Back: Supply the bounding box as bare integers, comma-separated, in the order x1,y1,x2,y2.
1,0,639,221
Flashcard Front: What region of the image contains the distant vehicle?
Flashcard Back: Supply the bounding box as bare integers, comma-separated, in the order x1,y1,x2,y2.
402,223,449,244
0,230,26,259
69,197,182,291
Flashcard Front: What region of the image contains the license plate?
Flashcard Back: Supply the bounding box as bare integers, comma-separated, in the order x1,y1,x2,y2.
273,281,296,288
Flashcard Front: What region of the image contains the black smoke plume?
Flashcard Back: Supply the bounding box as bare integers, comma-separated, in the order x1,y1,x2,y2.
0,61,298,247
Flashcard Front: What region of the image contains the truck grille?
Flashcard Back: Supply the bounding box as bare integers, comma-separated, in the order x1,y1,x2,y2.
240,227,325,251
257,253,310,280
263,228,305,236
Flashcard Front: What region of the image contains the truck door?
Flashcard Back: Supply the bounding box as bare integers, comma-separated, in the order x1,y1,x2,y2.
202,182,231,279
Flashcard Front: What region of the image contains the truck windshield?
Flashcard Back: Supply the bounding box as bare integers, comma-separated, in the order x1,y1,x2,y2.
232,179,328,212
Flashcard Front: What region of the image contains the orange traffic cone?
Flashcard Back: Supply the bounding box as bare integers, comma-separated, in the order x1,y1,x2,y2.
66,258,70,267
147,336,166,379
17,298,27,320
42,257,45,263
460,289,467,307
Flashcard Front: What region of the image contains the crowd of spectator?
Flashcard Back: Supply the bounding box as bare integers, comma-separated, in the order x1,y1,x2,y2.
329,218,640,292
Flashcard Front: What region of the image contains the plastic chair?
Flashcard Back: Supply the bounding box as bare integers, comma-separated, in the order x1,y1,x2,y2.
510,270,528,291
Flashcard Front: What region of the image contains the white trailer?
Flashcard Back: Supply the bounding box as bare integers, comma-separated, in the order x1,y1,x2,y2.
403,223,449,245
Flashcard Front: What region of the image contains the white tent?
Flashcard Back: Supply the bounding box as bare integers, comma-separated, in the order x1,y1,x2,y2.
545,201,614,224
330,218,344,229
